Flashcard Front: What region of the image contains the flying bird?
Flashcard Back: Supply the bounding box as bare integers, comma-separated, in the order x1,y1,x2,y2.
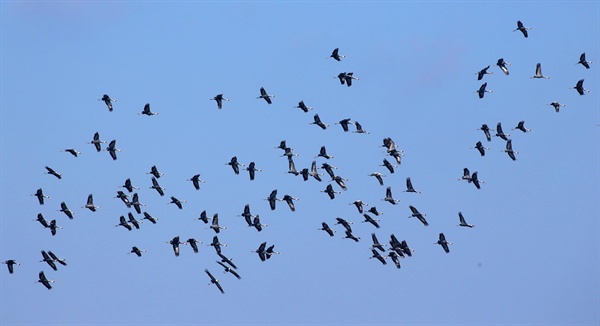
253,242,267,261
58,202,74,219
548,101,566,113
168,236,184,257
246,162,262,180
408,205,429,226
371,233,386,252
34,213,49,228
309,161,323,181
44,166,61,179
531,63,549,79
316,146,334,159
369,172,386,185
2,260,20,274
322,184,341,200
362,214,380,228
368,206,383,216
572,79,590,95
458,212,474,228
99,94,116,111
382,187,399,205
168,196,186,209
128,246,146,257
266,189,280,210
381,159,396,174
476,65,493,80
128,212,141,229
116,215,132,231
217,261,241,279
321,163,338,180
122,178,139,192
148,165,164,178
37,271,55,290
388,252,401,269
252,215,267,232
293,101,312,112
210,94,229,109
62,148,81,157
150,177,165,196
459,167,472,182
436,233,452,253
311,114,329,129
210,236,227,255
513,20,531,38
319,222,336,236
504,139,518,161
577,52,592,69
343,230,360,242
226,156,244,175
335,217,353,233
353,121,369,134
350,200,369,214
404,177,421,193
89,132,107,152
495,122,509,141
476,82,493,98
32,188,49,205
40,251,57,271
471,171,482,189
142,212,158,224
329,48,345,61
239,204,255,226
282,195,299,212
512,121,531,133
209,214,226,233
265,245,280,260
369,249,387,265
47,251,67,266
106,140,121,160
257,87,274,104
335,118,353,132
496,58,511,75
187,238,202,253
83,194,99,212
479,124,493,142
48,219,62,236
187,174,206,190
473,141,490,156
336,72,359,87
140,103,159,116
217,252,236,269
205,269,224,294
332,175,348,191
131,193,145,214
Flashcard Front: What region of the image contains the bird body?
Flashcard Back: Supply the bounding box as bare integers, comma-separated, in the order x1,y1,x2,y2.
476,65,493,80
436,233,452,253
577,53,592,69
257,87,274,104
458,212,474,228
496,58,511,75
90,132,106,152
477,82,493,98
187,174,206,190
513,20,531,38
408,205,428,226
140,103,159,116
205,269,224,294
106,140,121,160
38,271,55,290
211,94,229,109
573,79,590,95
383,187,399,205
3,260,20,274
32,188,49,205
311,114,329,129
83,194,99,212
329,48,345,61
531,63,549,79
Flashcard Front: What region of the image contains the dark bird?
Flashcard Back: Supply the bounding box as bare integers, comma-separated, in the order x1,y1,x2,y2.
116,215,132,231
265,245,280,260
353,121,369,134
343,230,360,242
217,261,241,279
496,58,511,75
128,246,146,257
83,194,99,212
381,159,396,174
362,214,380,228
281,147,299,158
62,148,81,157
473,141,489,156
476,82,493,98
382,137,397,153
168,236,184,257
300,168,310,181
335,118,353,132
369,172,386,186
131,193,145,214
458,212,474,228
44,166,61,179
336,72,347,85
321,163,338,180
40,251,57,271
168,196,186,209
276,140,288,150
140,103,159,116
217,252,236,269
282,195,299,212
293,100,312,112
471,171,482,189
549,101,566,113
368,206,383,216
388,234,403,256
332,175,348,191
400,240,414,257
460,167,472,182
371,233,386,252
252,215,267,232
239,204,255,226
329,48,345,61
388,149,403,165
187,174,206,190
89,132,107,152
142,212,158,224
319,222,336,236
476,65,493,80
32,188,49,205
246,162,262,180
495,122,509,141
577,52,592,69
37,271,55,290
388,252,401,269
382,187,399,205
336,72,359,87
122,178,139,193
266,189,280,210
479,124,493,142
209,236,227,254
253,242,267,261
148,165,164,179
404,177,421,193
510,120,531,133
106,140,121,160
150,177,165,196
369,249,387,265
316,146,334,159
322,184,341,199
47,251,67,266
309,161,323,181
35,213,49,228
210,94,229,109
513,20,531,38
504,139,518,161
2,260,20,274
572,79,590,95
408,205,429,226
48,219,62,236
311,114,329,129
531,63,549,79
57,202,74,219
436,233,452,253
210,214,226,233
205,269,224,294
227,156,244,175
350,200,368,214
257,87,274,104
100,94,116,111
187,238,202,253
335,217,353,233
196,210,210,224
128,212,141,229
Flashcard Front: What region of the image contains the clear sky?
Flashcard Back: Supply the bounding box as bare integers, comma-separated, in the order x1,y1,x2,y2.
1,1,599,325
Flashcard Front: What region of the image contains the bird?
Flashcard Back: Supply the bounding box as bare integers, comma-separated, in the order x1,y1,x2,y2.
350,200,369,214
368,206,383,216
329,48,345,61
459,167,472,182
187,238,202,253
99,94,116,111
209,236,227,255
436,233,452,253
82,194,99,212
168,236,185,257
44,166,61,179
479,124,493,142
322,184,341,199
335,217,353,233
128,212,141,229
32,188,49,205
217,252,236,269
504,139,518,161
335,118,353,132
309,161,323,181
246,162,262,180
476,65,493,80
471,171,482,189
226,156,244,175
106,140,121,160
382,187,399,205
34,213,49,228
369,249,387,265
512,121,531,133
476,82,493,98
319,222,335,236
257,87,274,104
321,163,338,180
150,177,165,196
472,141,490,156
577,52,592,69
404,177,421,193
513,20,531,38
382,137,397,153
388,252,401,269
281,147,299,158
265,245,280,260
370,233,386,252
210,94,229,109
388,149,403,165
293,100,312,112
458,212,474,228
353,121,369,134
381,159,396,174
122,178,139,193
266,189,280,210
388,234,403,256
142,212,159,224
116,215,132,231
531,63,549,79
139,103,159,116
205,269,224,294
343,230,360,242
276,140,289,151
311,114,329,129
369,172,386,186
58,202,74,219
282,195,299,212
148,165,164,179
40,251,57,271
48,219,62,236
336,72,359,87
495,122,509,141
316,146,334,159
572,79,590,95
252,215,267,232
187,174,206,190
2,260,20,274
209,214,226,233
549,101,566,113
253,242,267,261
128,246,146,257
336,72,347,85
168,196,186,209
62,148,81,157
239,204,255,226
217,261,241,279
47,251,67,266
196,210,210,224
408,205,429,226
399,240,414,257
362,214,380,228
130,193,145,213
37,271,55,290
89,132,107,152
496,58,511,75
332,175,348,191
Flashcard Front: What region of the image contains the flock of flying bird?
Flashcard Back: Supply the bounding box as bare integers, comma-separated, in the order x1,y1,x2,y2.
3,20,594,294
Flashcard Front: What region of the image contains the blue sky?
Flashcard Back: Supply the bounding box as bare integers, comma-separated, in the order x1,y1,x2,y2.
1,1,598,325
